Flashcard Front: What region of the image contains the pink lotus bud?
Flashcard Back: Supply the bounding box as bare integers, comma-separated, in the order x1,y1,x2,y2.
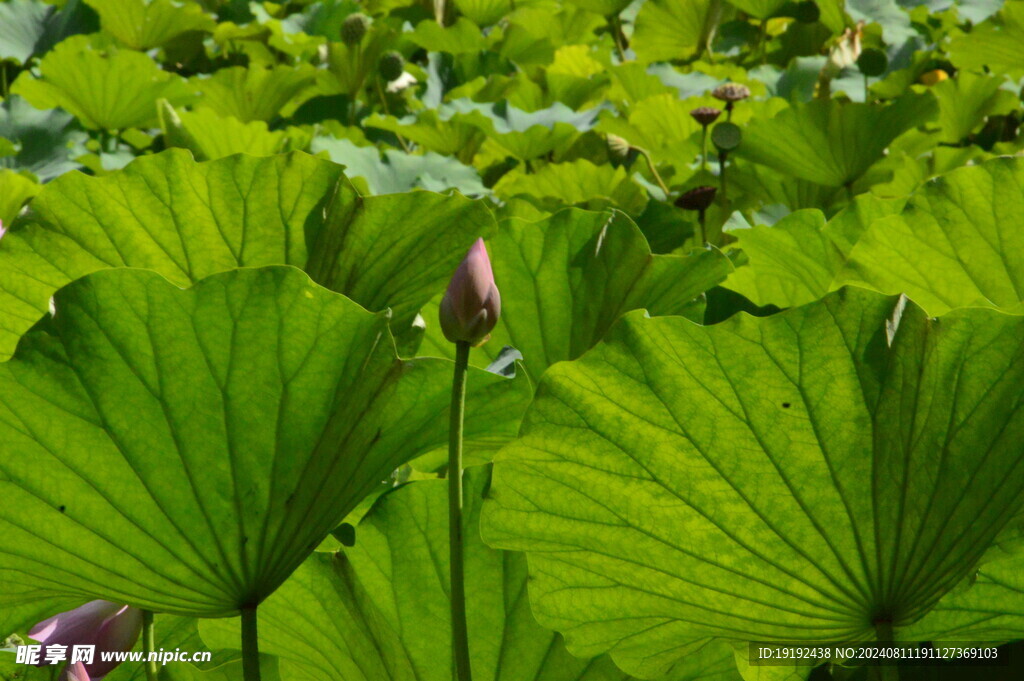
439,238,501,345
0,219,5,240
62,661,90,681
30,601,143,679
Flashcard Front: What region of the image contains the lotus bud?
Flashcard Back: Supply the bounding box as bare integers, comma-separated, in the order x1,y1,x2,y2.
690,106,722,127
606,134,634,162
0,219,5,240
675,186,717,212
440,238,501,346
920,69,949,86
340,13,369,46
379,51,405,82
30,601,143,678
62,661,90,681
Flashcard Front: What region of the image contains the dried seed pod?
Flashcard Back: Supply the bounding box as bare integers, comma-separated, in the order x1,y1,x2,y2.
712,83,750,104
690,106,722,127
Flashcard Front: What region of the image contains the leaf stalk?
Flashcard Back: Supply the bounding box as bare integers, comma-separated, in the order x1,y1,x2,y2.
449,341,473,681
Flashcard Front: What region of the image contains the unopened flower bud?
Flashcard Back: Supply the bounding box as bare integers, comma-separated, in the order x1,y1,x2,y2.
340,13,369,46
675,186,717,212
440,239,501,346
61,661,90,681
379,51,405,82
30,601,142,678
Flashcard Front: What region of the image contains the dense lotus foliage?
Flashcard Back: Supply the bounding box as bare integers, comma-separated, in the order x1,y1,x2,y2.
1,0,1024,680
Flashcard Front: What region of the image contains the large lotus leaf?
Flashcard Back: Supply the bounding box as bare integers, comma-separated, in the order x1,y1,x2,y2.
10,35,194,130
85,0,215,50
0,96,88,181
0,265,525,615
631,0,721,63
846,0,916,43
311,137,488,196
902,553,1024,641
928,71,1018,144
363,111,484,161
441,99,600,161
408,17,487,55
453,0,512,26
736,94,937,187
159,103,289,161
493,160,648,215
419,209,735,382
948,1,1024,78
482,288,1024,678
546,45,610,111
0,0,50,63
190,65,318,123
202,470,736,681
723,197,908,309
0,150,496,359
839,156,1024,315
0,0,97,65
564,0,634,15
722,210,839,308
726,0,788,18
0,170,38,225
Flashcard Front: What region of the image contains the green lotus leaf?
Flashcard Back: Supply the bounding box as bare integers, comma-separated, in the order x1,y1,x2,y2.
0,0,51,64
839,156,1024,315
0,96,88,181
159,102,289,161
311,136,488,196
902,553,1024,641
482,288,1024,677
493,159,648,215
948,1,1024,78
190,65,318,123
928,71,1019,145
736,94,937,187
722,210,839,308
546,45,611,111
564,0,634,14
0,265,525,615
10,35,194,131
722,195,909,309
202,469,734,681
419,208,735,383
453,0,512,26
441,99,600,161
631,0,722,63
0,0,97,65
726,0,788,19
363,111,484,161
408,17,486,54
0,150,496,359
84,0,215,50
0,170,38,226
846,0,915,44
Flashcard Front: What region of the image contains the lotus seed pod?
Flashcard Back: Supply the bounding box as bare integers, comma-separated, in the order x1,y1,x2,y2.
440,239,501,346
712,83,750,104
675,186,717,212
379,51,405,82
711,121,742,152
690,106,722,127
857,48,888,77
340,13,369,46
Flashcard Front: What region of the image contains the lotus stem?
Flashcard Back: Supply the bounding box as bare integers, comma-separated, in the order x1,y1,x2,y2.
873,620,899,681
142,611,158,681
241,606,261,681
719,151,729,206
698,208,707,246
610,15,626,62
701,126,709,174
640,149,670,198
449,341,473,681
